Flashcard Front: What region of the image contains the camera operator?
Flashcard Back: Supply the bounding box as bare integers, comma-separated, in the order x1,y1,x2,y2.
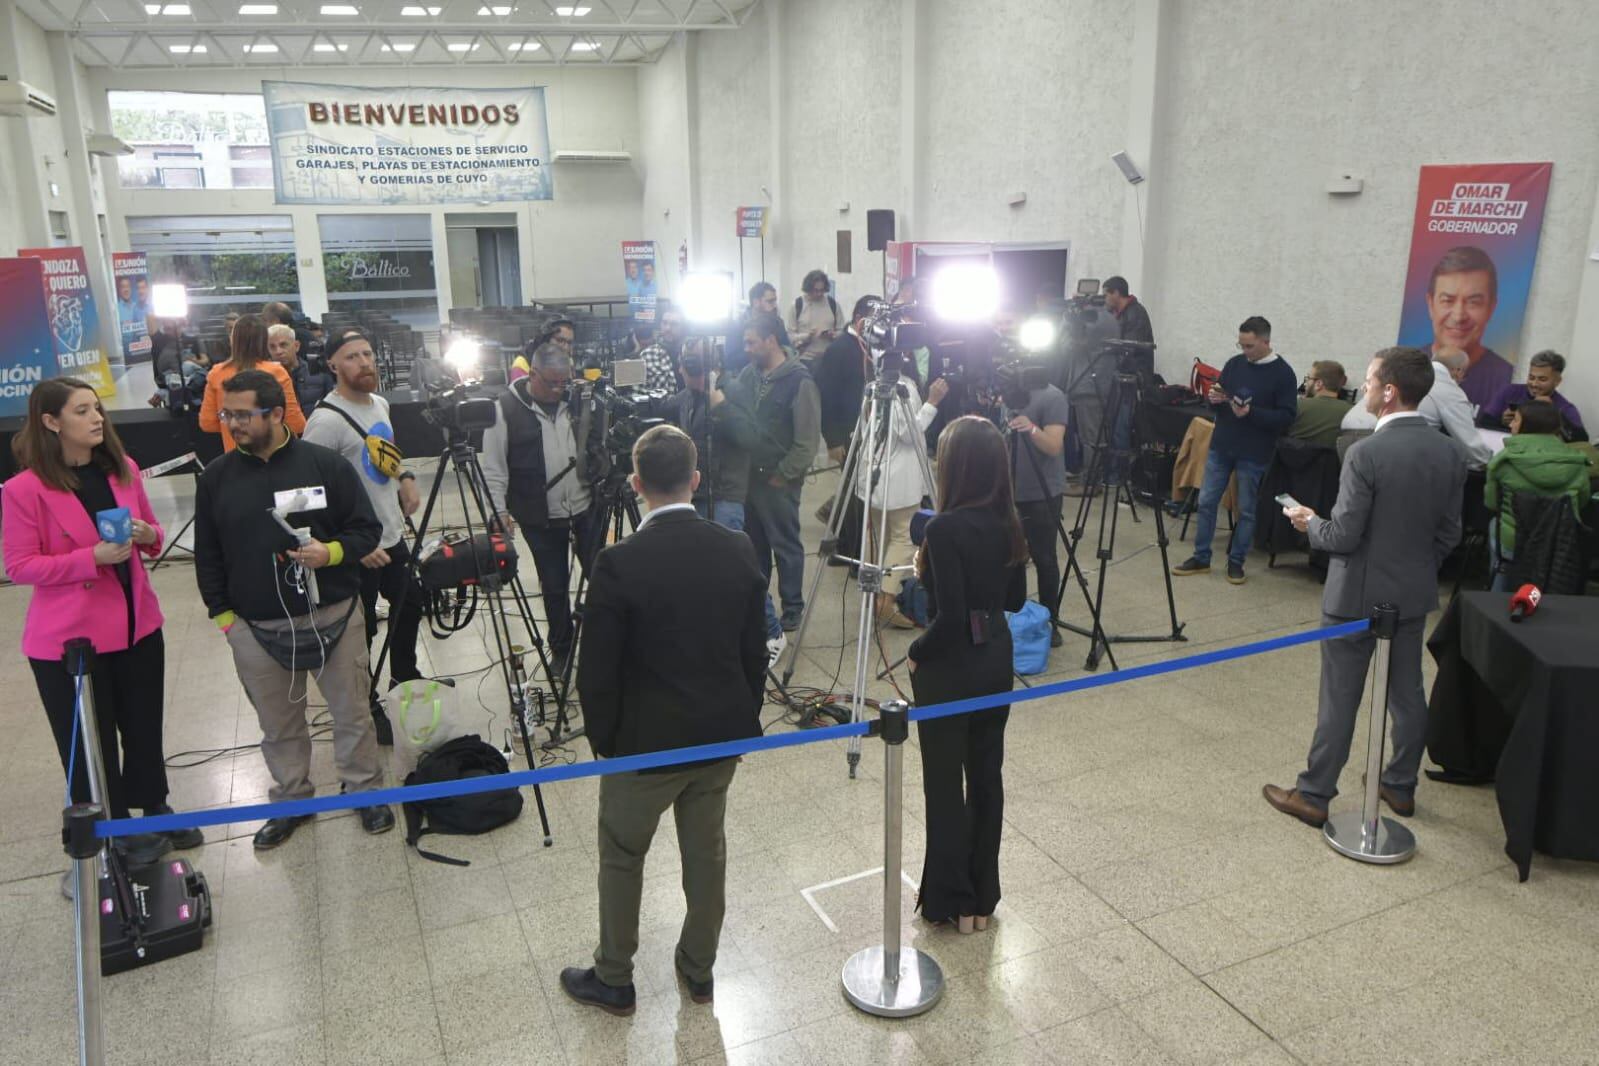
482,340,604,669
722,283,792,378
1101,277,1154,345
638,304,685,395
732,312,821,633
510,318,575,384
1002,373,1071,648
193,369,392,850
302,329,425,745
559,425,768,1016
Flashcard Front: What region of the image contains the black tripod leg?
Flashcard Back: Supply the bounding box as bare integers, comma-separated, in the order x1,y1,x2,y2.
1149,489,1188,641
511,689,554,846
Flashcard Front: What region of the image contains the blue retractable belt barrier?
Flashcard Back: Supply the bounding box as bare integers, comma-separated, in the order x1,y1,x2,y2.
96,617,1369,839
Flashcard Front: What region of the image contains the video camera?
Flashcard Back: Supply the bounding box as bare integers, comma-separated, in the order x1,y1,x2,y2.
568,359,669,474
422,379,499,435
859,299,934,354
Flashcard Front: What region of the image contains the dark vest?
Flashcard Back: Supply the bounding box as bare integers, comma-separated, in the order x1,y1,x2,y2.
496,387,606,525
738,362,812,477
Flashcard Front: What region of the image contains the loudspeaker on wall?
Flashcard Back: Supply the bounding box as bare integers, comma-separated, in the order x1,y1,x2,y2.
866,209,895,251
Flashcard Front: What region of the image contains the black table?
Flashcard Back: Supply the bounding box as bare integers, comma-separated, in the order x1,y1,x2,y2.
1426,591,1599,881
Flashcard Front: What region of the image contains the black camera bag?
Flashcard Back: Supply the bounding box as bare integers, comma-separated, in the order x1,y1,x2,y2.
402,735,523,866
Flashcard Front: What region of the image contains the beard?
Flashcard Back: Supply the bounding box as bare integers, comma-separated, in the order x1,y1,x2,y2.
341,368,380,394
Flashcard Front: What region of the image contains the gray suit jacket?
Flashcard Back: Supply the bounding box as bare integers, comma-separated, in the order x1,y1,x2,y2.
1309,415,1465,621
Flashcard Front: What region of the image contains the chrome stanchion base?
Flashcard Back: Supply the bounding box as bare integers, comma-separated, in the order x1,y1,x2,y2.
1323,811,1416,864
842,946,944,1018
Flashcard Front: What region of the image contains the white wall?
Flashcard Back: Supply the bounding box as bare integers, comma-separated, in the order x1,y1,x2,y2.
636,33,695,304
1150,0,1599,417
680,0,1599,420
86,64,643,317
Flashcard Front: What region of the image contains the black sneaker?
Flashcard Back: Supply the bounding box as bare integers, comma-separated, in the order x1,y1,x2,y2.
780,610,803,632
559,966,636,1016
371,706,394,747
1226,561,1246,585
675,963,713,1004
1171,556,1211,576
358,805,395,835
145,804,204,850
253,815,313,850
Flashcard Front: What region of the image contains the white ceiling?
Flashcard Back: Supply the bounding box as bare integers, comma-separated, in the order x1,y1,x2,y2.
18,0,758,68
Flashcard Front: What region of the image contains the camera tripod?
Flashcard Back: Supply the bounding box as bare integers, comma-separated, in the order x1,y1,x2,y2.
780,358,935,779
546,463,638,714
371,429,556,844
1005,415,1119,672
1057,367,1186,670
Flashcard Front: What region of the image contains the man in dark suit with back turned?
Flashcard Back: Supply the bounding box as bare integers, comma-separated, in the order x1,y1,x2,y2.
560,424,769,1017
1264,347,1464,827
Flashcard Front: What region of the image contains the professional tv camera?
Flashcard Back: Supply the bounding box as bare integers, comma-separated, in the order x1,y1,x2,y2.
421,379,499,435
568,358,669,475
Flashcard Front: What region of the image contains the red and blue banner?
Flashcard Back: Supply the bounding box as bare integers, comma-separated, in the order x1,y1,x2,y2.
18,246,117,399
1396,162,1553,410
622,240,657,323
0,258,60,417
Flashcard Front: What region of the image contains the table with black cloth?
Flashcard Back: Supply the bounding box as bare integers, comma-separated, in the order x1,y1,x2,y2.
1426,590,1599,881
1138,397,1212,450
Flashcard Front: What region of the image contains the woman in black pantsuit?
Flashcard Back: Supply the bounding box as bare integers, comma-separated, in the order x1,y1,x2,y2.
907,416,1028,932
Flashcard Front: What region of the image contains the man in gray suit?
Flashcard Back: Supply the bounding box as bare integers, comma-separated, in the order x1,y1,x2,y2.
1263,347,1465,827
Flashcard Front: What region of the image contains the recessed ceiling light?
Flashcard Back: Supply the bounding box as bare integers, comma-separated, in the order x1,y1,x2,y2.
144,4,160,12
313,42,349,51
400,5,440,14
570,40,599,51
555,5,591,15
243,42,279,52
507,41,541,51
319,4,359,14
476,5,512,14
168,43,206,52
381,41,416,51
238,4,278,13
161,3,192,13
447,41,479,51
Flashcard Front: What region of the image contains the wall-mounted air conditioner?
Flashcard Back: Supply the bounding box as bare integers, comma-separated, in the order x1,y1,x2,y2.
0,80,59,118
552,149,632,164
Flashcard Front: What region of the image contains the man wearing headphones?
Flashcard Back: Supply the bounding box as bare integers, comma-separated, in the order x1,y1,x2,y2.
302,329,425,745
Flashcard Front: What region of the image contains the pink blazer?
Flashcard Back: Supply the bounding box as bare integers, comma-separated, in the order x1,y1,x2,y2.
1,459,166,660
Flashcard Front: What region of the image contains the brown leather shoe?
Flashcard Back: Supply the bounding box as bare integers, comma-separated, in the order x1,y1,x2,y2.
1361,775,1417,818
1262,784,1328,827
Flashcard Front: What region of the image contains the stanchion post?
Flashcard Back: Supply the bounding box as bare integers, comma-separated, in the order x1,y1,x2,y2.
64,803,105,1066
841,700,944,1017
63,640,113,811
1323,604,1416,864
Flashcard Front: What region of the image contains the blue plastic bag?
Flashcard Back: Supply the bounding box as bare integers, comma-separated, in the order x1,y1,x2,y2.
1007,600,1052,675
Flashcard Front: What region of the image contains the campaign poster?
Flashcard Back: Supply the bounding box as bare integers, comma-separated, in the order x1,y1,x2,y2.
1396,162,1553,410
112,251,153,364
735,206,769,239
17,246,116,398
0,258,58,417
262,81,553,206
623,240,658,323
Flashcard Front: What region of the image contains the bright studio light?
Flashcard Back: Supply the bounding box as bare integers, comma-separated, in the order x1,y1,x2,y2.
443,338,481,376
678,272,736,326
150,283,188,319
1018,316,1057,352
928,263,1001,323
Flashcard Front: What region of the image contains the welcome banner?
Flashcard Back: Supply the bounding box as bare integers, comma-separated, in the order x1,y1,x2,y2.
1396,162,1553,410
17,246,116,398
263,80,553,206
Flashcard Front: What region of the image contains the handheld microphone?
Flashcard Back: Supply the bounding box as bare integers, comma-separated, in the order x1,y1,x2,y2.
1508,583,1541,623
269,491,321,608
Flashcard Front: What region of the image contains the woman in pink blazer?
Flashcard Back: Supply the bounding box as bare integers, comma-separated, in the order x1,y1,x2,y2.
3,377,202,862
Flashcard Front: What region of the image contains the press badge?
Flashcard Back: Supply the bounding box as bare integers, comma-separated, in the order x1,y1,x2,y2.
273,486,329,513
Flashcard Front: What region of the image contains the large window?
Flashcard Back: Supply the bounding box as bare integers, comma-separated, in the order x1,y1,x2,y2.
109,91,272,191
319,214,439,332
126,214,298,319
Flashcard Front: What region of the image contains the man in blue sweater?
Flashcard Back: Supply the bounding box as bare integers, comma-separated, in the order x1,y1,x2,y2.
1173,316,1297,584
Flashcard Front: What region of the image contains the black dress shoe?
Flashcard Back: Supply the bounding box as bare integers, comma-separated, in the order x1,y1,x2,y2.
675,963,713,1004
118,832,174,867
1049,628,1064,649
358,805,395,835
253,815,313,850
371,705,395,747
145,804,204,850
559,967,636,1016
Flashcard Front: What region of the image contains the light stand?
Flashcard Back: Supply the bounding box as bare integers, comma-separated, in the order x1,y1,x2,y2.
779,355,936,778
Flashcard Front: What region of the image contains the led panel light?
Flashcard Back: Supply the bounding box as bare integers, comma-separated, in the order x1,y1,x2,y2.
381,41,417,51
507,41,541,51
313,42,350,51
400,5,441,14
238,4,279,13
151,284,188,319
244,42,279,52
476,5,512,14
447,41,479,51
161,3,192,13
570,40,599,51
168,43,206,52
555,5,591,14
319,4,359,14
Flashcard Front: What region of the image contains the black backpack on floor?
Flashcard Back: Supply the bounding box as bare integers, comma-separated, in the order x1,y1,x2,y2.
402,735,523,866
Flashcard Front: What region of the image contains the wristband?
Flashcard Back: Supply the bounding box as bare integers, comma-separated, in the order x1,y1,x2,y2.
397,472,416,482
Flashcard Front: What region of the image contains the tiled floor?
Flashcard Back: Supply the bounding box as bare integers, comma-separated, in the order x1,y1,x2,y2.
3,464,1597,1065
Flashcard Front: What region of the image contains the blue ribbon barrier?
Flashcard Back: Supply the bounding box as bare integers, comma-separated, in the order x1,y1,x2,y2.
96,617,1370,840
